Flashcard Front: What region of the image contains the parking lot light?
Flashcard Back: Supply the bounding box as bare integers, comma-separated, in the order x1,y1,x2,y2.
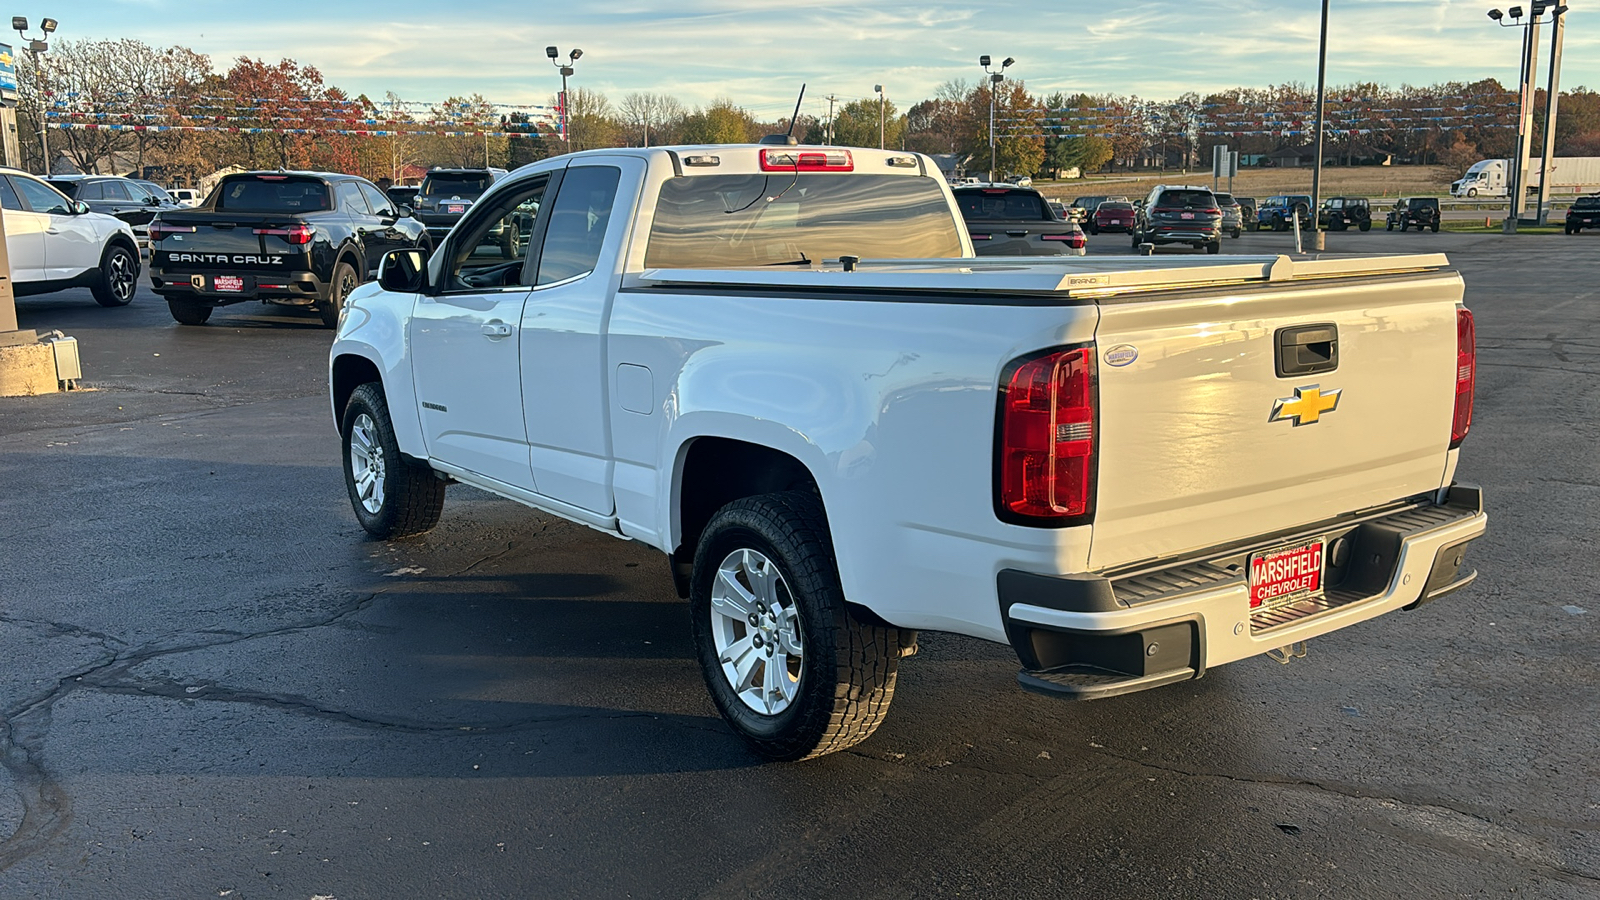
980,55,1014,182
1488,9,1504,19
15,15,57,174
548,47,582,147
40,18,55,32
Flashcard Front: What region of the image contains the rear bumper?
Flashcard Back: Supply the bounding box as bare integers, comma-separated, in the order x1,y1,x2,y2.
149,269,329,306
1145,225,1221,243
999,484,1487,700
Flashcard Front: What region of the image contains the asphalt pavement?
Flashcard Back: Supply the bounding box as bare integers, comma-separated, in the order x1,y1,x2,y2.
0,232,1596,899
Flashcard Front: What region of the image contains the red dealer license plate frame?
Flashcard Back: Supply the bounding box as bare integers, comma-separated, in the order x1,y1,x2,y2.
1247,538,1326,610
213,275,245,293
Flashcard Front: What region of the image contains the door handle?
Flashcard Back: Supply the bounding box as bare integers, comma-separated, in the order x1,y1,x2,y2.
481,321,514,338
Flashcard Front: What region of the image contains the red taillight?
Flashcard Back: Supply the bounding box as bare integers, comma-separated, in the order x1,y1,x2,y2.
253,223,315,245
1042,233,1087,248
1451,308,1476,448
998,347,1097,522
759,148,853,172
148,222,196,241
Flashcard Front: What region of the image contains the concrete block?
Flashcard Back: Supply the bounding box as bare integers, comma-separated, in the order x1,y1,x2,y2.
0,342,59,396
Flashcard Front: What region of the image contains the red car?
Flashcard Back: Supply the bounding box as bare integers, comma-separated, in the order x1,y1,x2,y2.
1089,201,1136,235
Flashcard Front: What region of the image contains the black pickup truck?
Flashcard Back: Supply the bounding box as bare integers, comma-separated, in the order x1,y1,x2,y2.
951,184,1087,255
147,171,430,327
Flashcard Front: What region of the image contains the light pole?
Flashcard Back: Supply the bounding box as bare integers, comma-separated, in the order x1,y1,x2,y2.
1488,3,1565,232
979,55,1013,182
874,84,885,149
12,16,57,175
1309,0,1329,251
545,46,582,150
1535,3,1568,225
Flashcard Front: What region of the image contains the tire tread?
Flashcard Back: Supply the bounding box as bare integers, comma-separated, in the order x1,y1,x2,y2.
344,382,445,538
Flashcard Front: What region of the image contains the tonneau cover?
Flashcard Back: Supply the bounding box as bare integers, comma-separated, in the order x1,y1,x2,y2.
630,254,1452,296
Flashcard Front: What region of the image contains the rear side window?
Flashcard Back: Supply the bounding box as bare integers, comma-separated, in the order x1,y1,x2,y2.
422,173,492,197
52,180,87,199
217,177,331,212
537,166,622,286
1214,193,1235,205
955,189,1052,222
337,182,370,216
1156,190,1215,207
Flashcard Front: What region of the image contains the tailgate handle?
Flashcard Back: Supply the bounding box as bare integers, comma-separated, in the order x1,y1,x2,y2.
1007,229,1028,236
1276,323,1338,377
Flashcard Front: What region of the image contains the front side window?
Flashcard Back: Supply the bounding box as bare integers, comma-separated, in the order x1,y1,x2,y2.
537,166,621,286
0,177,22,211
358,182,394,217
645,174,964,268
442,176,548,292
13,177,72,215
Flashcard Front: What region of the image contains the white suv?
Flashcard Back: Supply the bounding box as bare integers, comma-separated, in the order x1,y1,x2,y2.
2,168,141,307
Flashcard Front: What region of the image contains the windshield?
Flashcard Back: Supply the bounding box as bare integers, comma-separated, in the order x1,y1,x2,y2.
954,189,1053,222
1098,202,1133,211
422,173,492,197
216,176,331,212
644,174,964,268
1572,197,1600,210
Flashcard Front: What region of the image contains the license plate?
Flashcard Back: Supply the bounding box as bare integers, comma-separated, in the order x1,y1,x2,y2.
1248,539,1325,609
214,275,244,293
1109,219,1123,225
446,204,466,214
1180,212,1195,219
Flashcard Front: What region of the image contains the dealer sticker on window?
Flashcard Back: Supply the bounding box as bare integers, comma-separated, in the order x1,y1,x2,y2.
1248,539,1325,609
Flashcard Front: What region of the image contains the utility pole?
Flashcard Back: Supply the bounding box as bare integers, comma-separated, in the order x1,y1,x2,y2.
824,94,837,145
875,84,885,149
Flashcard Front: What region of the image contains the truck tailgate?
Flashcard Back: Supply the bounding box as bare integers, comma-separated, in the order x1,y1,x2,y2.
1088,266,1463,571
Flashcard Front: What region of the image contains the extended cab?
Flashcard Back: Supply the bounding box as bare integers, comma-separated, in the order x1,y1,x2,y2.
147,171,429,327
330,144,1487,761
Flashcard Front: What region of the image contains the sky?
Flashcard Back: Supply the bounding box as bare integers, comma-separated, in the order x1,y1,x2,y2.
35,0,1600,123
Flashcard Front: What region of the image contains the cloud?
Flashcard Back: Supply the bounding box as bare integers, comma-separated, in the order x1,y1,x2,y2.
59,0,1598,110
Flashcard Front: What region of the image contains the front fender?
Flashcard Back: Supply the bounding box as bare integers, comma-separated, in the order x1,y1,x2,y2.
328,283,425,457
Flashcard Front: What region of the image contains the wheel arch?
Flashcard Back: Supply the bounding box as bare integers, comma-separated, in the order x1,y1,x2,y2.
666,434,824,597
330,352,383,432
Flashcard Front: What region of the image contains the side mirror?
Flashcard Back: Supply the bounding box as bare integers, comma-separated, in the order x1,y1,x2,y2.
397,205,413,218
378,247,428,293
146,195,161,206
71,200,90,215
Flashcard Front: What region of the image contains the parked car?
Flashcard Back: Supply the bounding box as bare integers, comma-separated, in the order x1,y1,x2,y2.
133,180,182,206
1214,192,1244,238
1563,195,1600,234
1236,196,1258,229
1386,197,1441,233
1089,200,1136,235
1319,197,1373,232
1005,174,1033,188
167,188,202,207
47,174,182,252
1132,184,1224,253
331,142,1486,760
147,169,431,327
414,167,508,242
1069,194,1127,224
1255,195,1312,231
952,184,1087,255
1,167,141,306
385,185,420,210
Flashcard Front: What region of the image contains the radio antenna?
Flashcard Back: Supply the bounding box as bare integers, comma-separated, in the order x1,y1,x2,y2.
785,84,806,139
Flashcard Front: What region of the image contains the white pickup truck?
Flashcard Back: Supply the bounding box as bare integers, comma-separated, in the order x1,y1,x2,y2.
329,142,1487,761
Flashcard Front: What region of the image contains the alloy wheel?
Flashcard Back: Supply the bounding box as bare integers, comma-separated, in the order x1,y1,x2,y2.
709,547,804,716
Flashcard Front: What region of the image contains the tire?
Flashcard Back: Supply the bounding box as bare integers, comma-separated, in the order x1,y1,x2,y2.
1205,240,1221,254
1359,220,1371,232
91,242,138,307
1386,220,1394,232
1254,221,1265,232
1400,222,1409,232
167,298,212,326
322,259,359,329
1231,228,1241,239
1131,232,1141,250
1467,188,1478,198
1431,221,1440,233
690,491,907,761
341,382,446,539
1274,218,1287,232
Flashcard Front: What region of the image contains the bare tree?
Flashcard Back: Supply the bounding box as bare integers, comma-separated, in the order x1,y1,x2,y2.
619,92,686,147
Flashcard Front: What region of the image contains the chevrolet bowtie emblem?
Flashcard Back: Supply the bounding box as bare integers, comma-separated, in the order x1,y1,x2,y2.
1270,385,1341,426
